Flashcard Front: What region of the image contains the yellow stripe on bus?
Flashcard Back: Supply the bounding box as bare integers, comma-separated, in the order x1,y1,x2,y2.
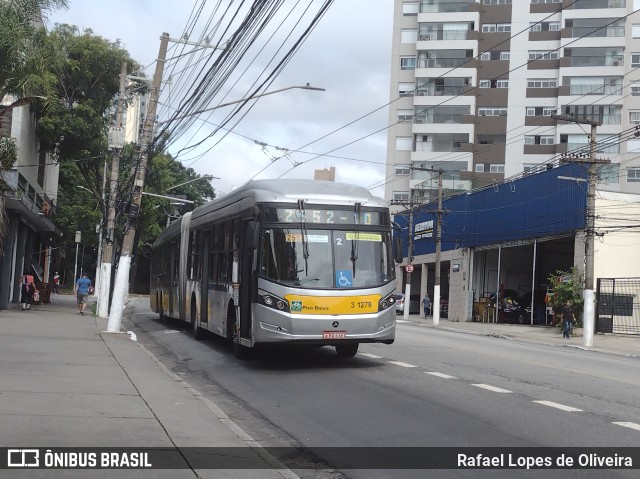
284,295,381,314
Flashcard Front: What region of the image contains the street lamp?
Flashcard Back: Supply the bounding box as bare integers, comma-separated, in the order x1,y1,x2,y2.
156,84,325,125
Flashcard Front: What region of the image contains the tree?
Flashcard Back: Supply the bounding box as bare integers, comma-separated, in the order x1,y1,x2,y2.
33,25,143,278
548,266,584,327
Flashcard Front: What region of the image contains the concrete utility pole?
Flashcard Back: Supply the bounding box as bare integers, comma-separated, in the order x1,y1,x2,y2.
99,62,127,318
552,114,609,348
403,208,414,320
410,167,445,325
433,169,443,327
107,33,169,333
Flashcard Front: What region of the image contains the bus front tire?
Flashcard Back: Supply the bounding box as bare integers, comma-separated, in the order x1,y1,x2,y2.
336,343,359,357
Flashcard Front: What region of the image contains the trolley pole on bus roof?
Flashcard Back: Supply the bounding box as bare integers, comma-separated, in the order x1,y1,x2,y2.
107,33,169,333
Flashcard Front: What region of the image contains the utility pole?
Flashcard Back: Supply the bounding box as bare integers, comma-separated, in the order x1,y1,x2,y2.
107,33,169,333
410,167,445,325
552,114,609,348
433,169,443,326
99,61,127,318
403,208,414,320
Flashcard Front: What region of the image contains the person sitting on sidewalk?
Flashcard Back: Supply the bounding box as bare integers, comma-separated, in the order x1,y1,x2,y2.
74,272,92,316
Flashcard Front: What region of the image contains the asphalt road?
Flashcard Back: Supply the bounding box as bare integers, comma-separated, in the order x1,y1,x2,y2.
126,300,640,479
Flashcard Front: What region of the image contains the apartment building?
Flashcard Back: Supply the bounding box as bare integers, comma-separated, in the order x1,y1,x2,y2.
385,0,640,208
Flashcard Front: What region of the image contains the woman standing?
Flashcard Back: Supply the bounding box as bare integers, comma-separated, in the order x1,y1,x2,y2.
19,271,35,311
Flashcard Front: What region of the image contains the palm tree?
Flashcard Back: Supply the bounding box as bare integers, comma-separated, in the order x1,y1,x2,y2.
0,0,68,243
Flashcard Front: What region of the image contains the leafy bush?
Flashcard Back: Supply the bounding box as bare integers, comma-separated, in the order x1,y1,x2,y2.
548,266,583,327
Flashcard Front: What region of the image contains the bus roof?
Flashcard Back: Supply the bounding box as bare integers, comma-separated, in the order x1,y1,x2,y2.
191,179,387,221
153,179,387,247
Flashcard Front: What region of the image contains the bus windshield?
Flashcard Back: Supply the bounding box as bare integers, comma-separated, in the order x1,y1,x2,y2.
260,228,393,289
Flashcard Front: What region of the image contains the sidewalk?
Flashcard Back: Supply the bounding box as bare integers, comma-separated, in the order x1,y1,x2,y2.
404,313,640,357
0,294,293,478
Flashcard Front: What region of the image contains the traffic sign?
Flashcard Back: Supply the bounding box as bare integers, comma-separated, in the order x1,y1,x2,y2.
405,264,414,273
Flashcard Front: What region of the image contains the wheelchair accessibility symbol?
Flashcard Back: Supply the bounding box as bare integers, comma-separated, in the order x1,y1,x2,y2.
336,270,352,288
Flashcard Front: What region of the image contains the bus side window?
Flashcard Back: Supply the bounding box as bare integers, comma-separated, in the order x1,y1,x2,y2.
209,226,218,282
218,222,230,283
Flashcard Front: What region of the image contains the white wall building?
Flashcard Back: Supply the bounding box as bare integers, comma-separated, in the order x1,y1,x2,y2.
386,0,640,211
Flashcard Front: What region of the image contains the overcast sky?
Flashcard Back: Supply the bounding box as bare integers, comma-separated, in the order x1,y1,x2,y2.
48,1,393,198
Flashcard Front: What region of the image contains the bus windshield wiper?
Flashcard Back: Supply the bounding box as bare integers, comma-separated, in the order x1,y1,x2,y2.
351,202,361,278
297,199,310,274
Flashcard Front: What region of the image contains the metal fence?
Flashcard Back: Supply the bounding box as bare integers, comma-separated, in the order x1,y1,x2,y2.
596,278,640,335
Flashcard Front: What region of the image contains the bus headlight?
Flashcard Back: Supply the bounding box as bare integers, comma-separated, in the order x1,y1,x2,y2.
378,293,396,312
258,291,290,313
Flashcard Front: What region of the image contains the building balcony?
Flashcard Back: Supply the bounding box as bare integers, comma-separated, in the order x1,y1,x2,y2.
419,1,479,13
418,30,477,42
558,85,623,96
528,31,561,42
562,27,625,39
527,59,560,70
524,144,557,155
526,87,559,98
525,116,557,127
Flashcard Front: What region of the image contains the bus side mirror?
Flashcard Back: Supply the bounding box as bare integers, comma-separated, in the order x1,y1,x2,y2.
394,237,403,264
246,221,259,250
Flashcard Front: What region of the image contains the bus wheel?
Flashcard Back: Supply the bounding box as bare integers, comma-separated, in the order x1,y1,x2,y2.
191,298,202,340
336,343,359,357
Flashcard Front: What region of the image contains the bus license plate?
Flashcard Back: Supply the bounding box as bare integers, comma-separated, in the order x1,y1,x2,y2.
323,331,346,340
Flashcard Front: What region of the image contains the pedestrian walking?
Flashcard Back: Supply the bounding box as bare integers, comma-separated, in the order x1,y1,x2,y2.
74,272,92,316
19,271,36,311
52,272,60,294
561,301,575,339
422,293,431,318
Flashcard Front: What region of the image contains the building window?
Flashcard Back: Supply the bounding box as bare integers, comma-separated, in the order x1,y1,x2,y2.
528,50,558,60
401,29,418,43
526,106,556,116
395,137,413,151
525,135,554,145
483,0,512,4
531,0,560,3
397,109,414,122
527,78,557,88
400,56,416,70
500,52,510,61
489,164,505,173
632,53,640,67
475,164,485,172
395,165,411,176
482,23,511,33
478,107,507,116
598,164,619,184
631,83,640,96
627,168,640,182
399,82,415,97
402,1,419,15
629,111,640,125
633,24,640,38
530,22,560,32
393,191,410,202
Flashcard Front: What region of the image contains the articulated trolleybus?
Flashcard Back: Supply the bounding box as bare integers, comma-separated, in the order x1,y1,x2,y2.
150,179,401,358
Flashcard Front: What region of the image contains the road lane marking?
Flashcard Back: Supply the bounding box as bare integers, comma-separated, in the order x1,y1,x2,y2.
425,372,457,379
388,361,417,368
613,422,640,432
472,384,512,393
395,320,410,323
359,353,383,359
533,400,582,412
